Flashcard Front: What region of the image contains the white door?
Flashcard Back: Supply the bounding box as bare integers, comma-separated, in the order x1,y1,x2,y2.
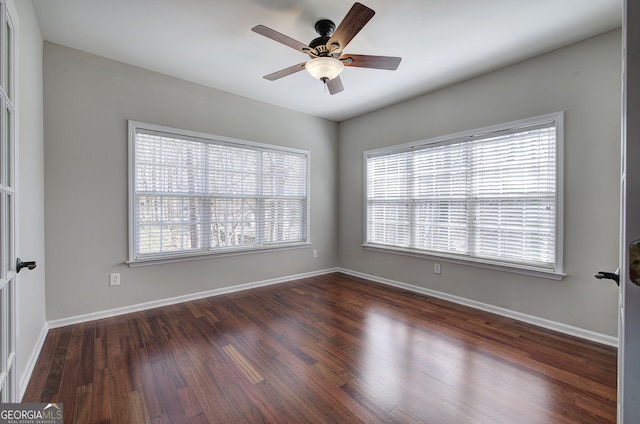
619,0,640,422
0,0,16,403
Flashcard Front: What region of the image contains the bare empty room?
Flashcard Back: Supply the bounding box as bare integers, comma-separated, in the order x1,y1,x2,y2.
7,0,640,423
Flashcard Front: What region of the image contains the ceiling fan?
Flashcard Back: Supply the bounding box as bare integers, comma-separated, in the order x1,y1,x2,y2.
251,2,402,95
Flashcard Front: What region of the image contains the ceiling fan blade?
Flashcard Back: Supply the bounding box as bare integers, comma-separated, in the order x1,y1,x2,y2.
263,63,307,81
327,76,344,95
341,54,402,70
327,3,375,54
252,25,311,54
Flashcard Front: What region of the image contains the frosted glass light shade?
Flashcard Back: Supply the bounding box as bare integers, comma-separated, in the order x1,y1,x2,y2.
305,57,344,81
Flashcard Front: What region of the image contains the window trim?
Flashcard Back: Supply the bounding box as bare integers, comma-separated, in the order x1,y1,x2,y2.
363,112,565,279
127,120,311,267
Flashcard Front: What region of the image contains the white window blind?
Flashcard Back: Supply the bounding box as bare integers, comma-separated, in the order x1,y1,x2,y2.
129,122,309,263
365,114,562,274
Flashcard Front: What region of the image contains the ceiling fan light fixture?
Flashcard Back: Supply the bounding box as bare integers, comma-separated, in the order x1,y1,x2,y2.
305,57,344,82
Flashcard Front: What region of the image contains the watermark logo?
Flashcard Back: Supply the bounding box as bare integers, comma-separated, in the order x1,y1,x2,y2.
0,403,63,424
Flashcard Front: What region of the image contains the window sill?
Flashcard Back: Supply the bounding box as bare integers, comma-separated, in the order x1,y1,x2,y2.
362,244,565,280
128,242,311,268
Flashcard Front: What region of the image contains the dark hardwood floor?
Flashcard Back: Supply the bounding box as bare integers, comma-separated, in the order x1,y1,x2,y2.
23,272,617,423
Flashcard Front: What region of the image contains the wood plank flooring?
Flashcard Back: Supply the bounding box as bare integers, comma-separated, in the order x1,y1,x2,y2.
22,272,617,423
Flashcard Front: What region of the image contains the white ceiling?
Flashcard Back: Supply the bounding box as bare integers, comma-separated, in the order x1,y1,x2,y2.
31,0,622,122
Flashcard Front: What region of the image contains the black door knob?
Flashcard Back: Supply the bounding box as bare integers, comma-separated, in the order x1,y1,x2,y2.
16,258,36,273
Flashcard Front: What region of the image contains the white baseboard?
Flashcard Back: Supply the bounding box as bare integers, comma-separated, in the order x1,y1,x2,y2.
23,266,615,401
19,322,49,401
338,268,619,348
47,268,341,329
47,266,618,347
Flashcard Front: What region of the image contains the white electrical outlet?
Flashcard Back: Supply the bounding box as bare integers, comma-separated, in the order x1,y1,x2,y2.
312,250,318,258
109,273,121,286
434,263,441,274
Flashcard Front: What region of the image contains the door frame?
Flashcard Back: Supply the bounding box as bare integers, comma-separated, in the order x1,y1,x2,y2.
619,0,640,422
0,0,17,403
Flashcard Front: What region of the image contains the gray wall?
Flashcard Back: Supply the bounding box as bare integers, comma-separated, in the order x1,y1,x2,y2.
43,43,339,321
16,0,46,397
338,29,622,337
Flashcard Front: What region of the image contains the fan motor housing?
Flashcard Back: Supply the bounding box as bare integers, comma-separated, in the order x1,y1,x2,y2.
309,36,330,56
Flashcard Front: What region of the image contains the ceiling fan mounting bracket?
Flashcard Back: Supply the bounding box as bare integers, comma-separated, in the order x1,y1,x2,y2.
314,19,335,37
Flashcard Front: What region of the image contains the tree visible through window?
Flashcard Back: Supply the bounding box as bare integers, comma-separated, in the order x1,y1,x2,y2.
365,113,563,274
129,122,309,263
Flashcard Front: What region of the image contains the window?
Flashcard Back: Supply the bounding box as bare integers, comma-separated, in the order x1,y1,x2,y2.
364,113,563,277
128,121,309,265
